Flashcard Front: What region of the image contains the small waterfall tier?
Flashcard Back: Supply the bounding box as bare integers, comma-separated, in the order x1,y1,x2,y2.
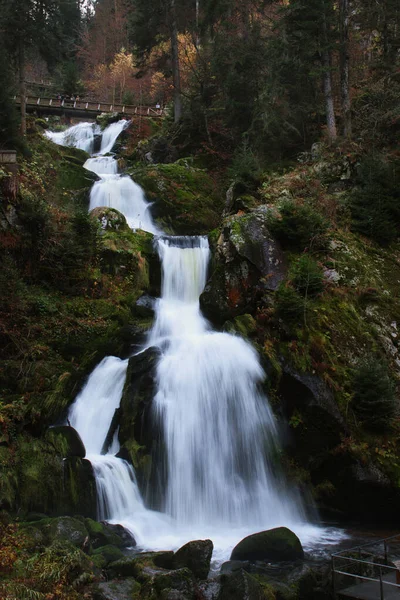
89,175,160,234
45,122,101,154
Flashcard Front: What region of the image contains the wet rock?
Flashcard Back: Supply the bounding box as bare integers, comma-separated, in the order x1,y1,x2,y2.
142,566,195,598
36,516,89,548
200,209,286,323
220,561,250,575
278,365,347,469
230,527,304,562
46,425,86,458
62,457,97,518
218,569,267,600
92,578,140,600
174,539,214,580
118,347,163,504
90,207,129,232
92,544,124,565
85,518,135,549
135,294,156,317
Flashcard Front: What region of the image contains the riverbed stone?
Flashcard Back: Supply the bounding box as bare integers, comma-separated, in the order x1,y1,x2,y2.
92,544,124,565
36,515,89,548
230,527,304,562
174,539,214,580
92,578,141,600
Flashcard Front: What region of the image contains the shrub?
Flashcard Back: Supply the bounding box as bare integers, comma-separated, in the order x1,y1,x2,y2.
267,200,329,251
351,358,397,431
275,284,307,324
291,255,324,297
350,154,400,245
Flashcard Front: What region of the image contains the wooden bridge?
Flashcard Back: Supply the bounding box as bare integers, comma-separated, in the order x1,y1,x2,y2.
13,96,165,119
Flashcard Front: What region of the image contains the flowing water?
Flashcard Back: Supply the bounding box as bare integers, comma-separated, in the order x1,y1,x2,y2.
47,121,345,562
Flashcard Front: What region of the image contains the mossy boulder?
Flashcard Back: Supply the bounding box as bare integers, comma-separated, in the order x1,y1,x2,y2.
174,539,213,580
92,544,124,565
219,569,271,600
85,518,135,549
118,347,162,501
45,425,86,458
92,578,141,600
62,457,97,518
90,207,130,232
36,515,89,548
130,163,223,235
200,209,286,323
230,527,304,562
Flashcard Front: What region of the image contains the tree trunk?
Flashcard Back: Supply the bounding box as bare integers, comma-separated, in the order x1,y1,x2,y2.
321,4,337,140
339,0,352,137
19,41,26,136
169,0,182,123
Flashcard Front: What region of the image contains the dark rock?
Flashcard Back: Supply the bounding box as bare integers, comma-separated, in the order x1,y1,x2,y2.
62,457,97,518
230,527,304,562
118,346,163,507
101,522,136,548
220,561,250,575
200,209,286,323
90,207,129,232
20,524,46,549
278,365,347,470
135,294,156,318
218,569,267,600
174,539,214,580
144,567,195,597
46,425,86,458
37,516,89,548
92,544,124,565
92,578,140,600
153,551,176,569
101,409,121,455
85,518,122,549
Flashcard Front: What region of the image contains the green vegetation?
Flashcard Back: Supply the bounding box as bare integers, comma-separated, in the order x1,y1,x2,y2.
352,358,397,431
267,200,329,251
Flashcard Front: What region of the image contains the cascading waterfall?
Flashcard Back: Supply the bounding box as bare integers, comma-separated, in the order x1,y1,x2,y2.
45,121,101,154
46,119,343,562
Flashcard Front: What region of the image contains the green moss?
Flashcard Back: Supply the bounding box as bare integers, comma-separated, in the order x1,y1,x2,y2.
129,163,223,234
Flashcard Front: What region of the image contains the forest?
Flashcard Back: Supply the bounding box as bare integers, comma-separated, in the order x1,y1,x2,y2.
1,1,400,599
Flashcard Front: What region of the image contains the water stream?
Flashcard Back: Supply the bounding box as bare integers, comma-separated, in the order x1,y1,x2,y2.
47,120,345,562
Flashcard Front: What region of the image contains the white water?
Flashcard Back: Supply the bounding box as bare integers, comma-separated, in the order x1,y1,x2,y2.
45,119,345,562
89,175,160,233
99,120,130,154
45,122,101,154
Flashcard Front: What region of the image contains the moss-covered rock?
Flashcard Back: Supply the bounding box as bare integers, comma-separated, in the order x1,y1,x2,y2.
219,569,272,600
200,208,286,324
92,578,141,600
36,515,89,548
129,163,223,235
45,425,86,458
174,539,213,580
92,544,124,564
90,207,130,232
85,518,135,549
230,527,304,562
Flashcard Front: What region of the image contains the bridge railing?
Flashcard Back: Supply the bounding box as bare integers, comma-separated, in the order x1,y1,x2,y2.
13,96,164,116
332,534,400,599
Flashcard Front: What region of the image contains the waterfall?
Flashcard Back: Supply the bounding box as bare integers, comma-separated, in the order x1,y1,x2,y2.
45,119,342,561
45,122,101,154
99,120,130,154
89,175,160,234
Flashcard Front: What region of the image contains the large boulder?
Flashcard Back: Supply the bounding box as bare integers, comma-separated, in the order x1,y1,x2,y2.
174,539,213,580
46,425,86,458
230,527,304,562
117,346,163,505
85,518,136,549
218,569,269,600
200,209,286,323
35,515,89,548
61,457,97,518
